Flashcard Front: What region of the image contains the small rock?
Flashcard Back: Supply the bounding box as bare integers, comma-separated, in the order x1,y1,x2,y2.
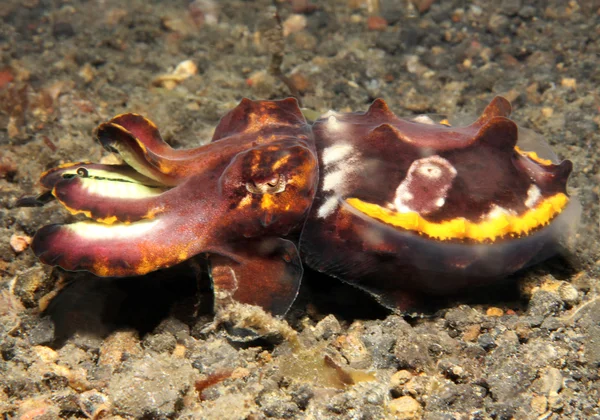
289,72,312,94
513,321,532,341
290,0,317,13
486,307,504,317
9,234,31,253
258,390,300,418
535,367,563,396
13,266,53,308
78,390,111,419
387,395,423,419
99,330,142,370
313,314,342,339
143,332,177,353
0,68,14,89
527,290,563,317
445,306,484,331
17,398,60,419
52,22,75,39
367,16,388,31
290,383,314,410
72,332,103,351
152,60,198,90
487,13,510,34
28,316,55,346
78,63,95,84
403,375,429,398
560,77,577,89
154,317,190,341
558,283,579,305
541,107,554,118
190,337,241,374
500,0,522,16
246,70,277,97
462,325,481,342
172,344,187,358
188,0,220,26
334,333,372,369
360,316,402,369
477,333,496,351
438,359,468,382
390,370,413,395
108,353,195,418
290,31,318,51
33,345,58,363
283,14,307,37
394,321,431,371
518,5,536,18
531,394,548,414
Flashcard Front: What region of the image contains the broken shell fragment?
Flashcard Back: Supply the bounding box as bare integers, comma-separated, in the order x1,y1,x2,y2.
152,59,198,90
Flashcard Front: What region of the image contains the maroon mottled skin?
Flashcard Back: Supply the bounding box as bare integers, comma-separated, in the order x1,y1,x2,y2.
32,99,318,315
300,97,576,310
29,97,577,315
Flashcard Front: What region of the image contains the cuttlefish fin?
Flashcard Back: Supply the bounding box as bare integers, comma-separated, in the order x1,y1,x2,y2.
472,96,512,128
209,238,303,316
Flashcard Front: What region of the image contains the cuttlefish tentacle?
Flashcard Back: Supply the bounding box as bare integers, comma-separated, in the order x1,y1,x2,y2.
32,166,227,277
38,162,170,223
39,163,163,189
95,100,313,188
33,215,202,278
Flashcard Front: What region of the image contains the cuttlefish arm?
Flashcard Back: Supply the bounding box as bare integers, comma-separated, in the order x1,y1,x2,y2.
32,169,224,277
31,98,318,316
209,238,303,315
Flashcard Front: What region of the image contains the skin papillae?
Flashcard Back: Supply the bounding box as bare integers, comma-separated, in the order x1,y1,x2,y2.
29,97,579,315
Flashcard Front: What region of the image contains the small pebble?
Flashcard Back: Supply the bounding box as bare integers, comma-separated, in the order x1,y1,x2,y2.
542,107,554,118
10,234,31,253
283,14,307,37
313,314,342,339
99,330,142,370
78,63,95,84
334,333,372,369
477,333,496,351
387,395,423,419
367,16,388,31
152,60,198,90
28,316,55,346
462,324,481,342
0,69,14,89
560,77,577,89
78,390,111,419
558,283,579,305
143,332,177,353
486,307,504,317
289,72,312,94
390,370,413,395
531,394,548,414
52,22,75,39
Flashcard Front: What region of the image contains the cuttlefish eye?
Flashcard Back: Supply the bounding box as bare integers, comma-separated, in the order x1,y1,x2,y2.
246,174,286,194
76,167,89,177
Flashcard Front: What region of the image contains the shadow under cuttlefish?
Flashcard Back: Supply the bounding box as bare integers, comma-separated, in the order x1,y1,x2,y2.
41,252,578,347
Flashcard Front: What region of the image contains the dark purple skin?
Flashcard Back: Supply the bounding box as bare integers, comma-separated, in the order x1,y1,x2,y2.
28,97,578,315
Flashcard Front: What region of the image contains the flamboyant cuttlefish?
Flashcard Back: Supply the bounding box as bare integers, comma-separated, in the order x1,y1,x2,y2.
27,97,580,315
